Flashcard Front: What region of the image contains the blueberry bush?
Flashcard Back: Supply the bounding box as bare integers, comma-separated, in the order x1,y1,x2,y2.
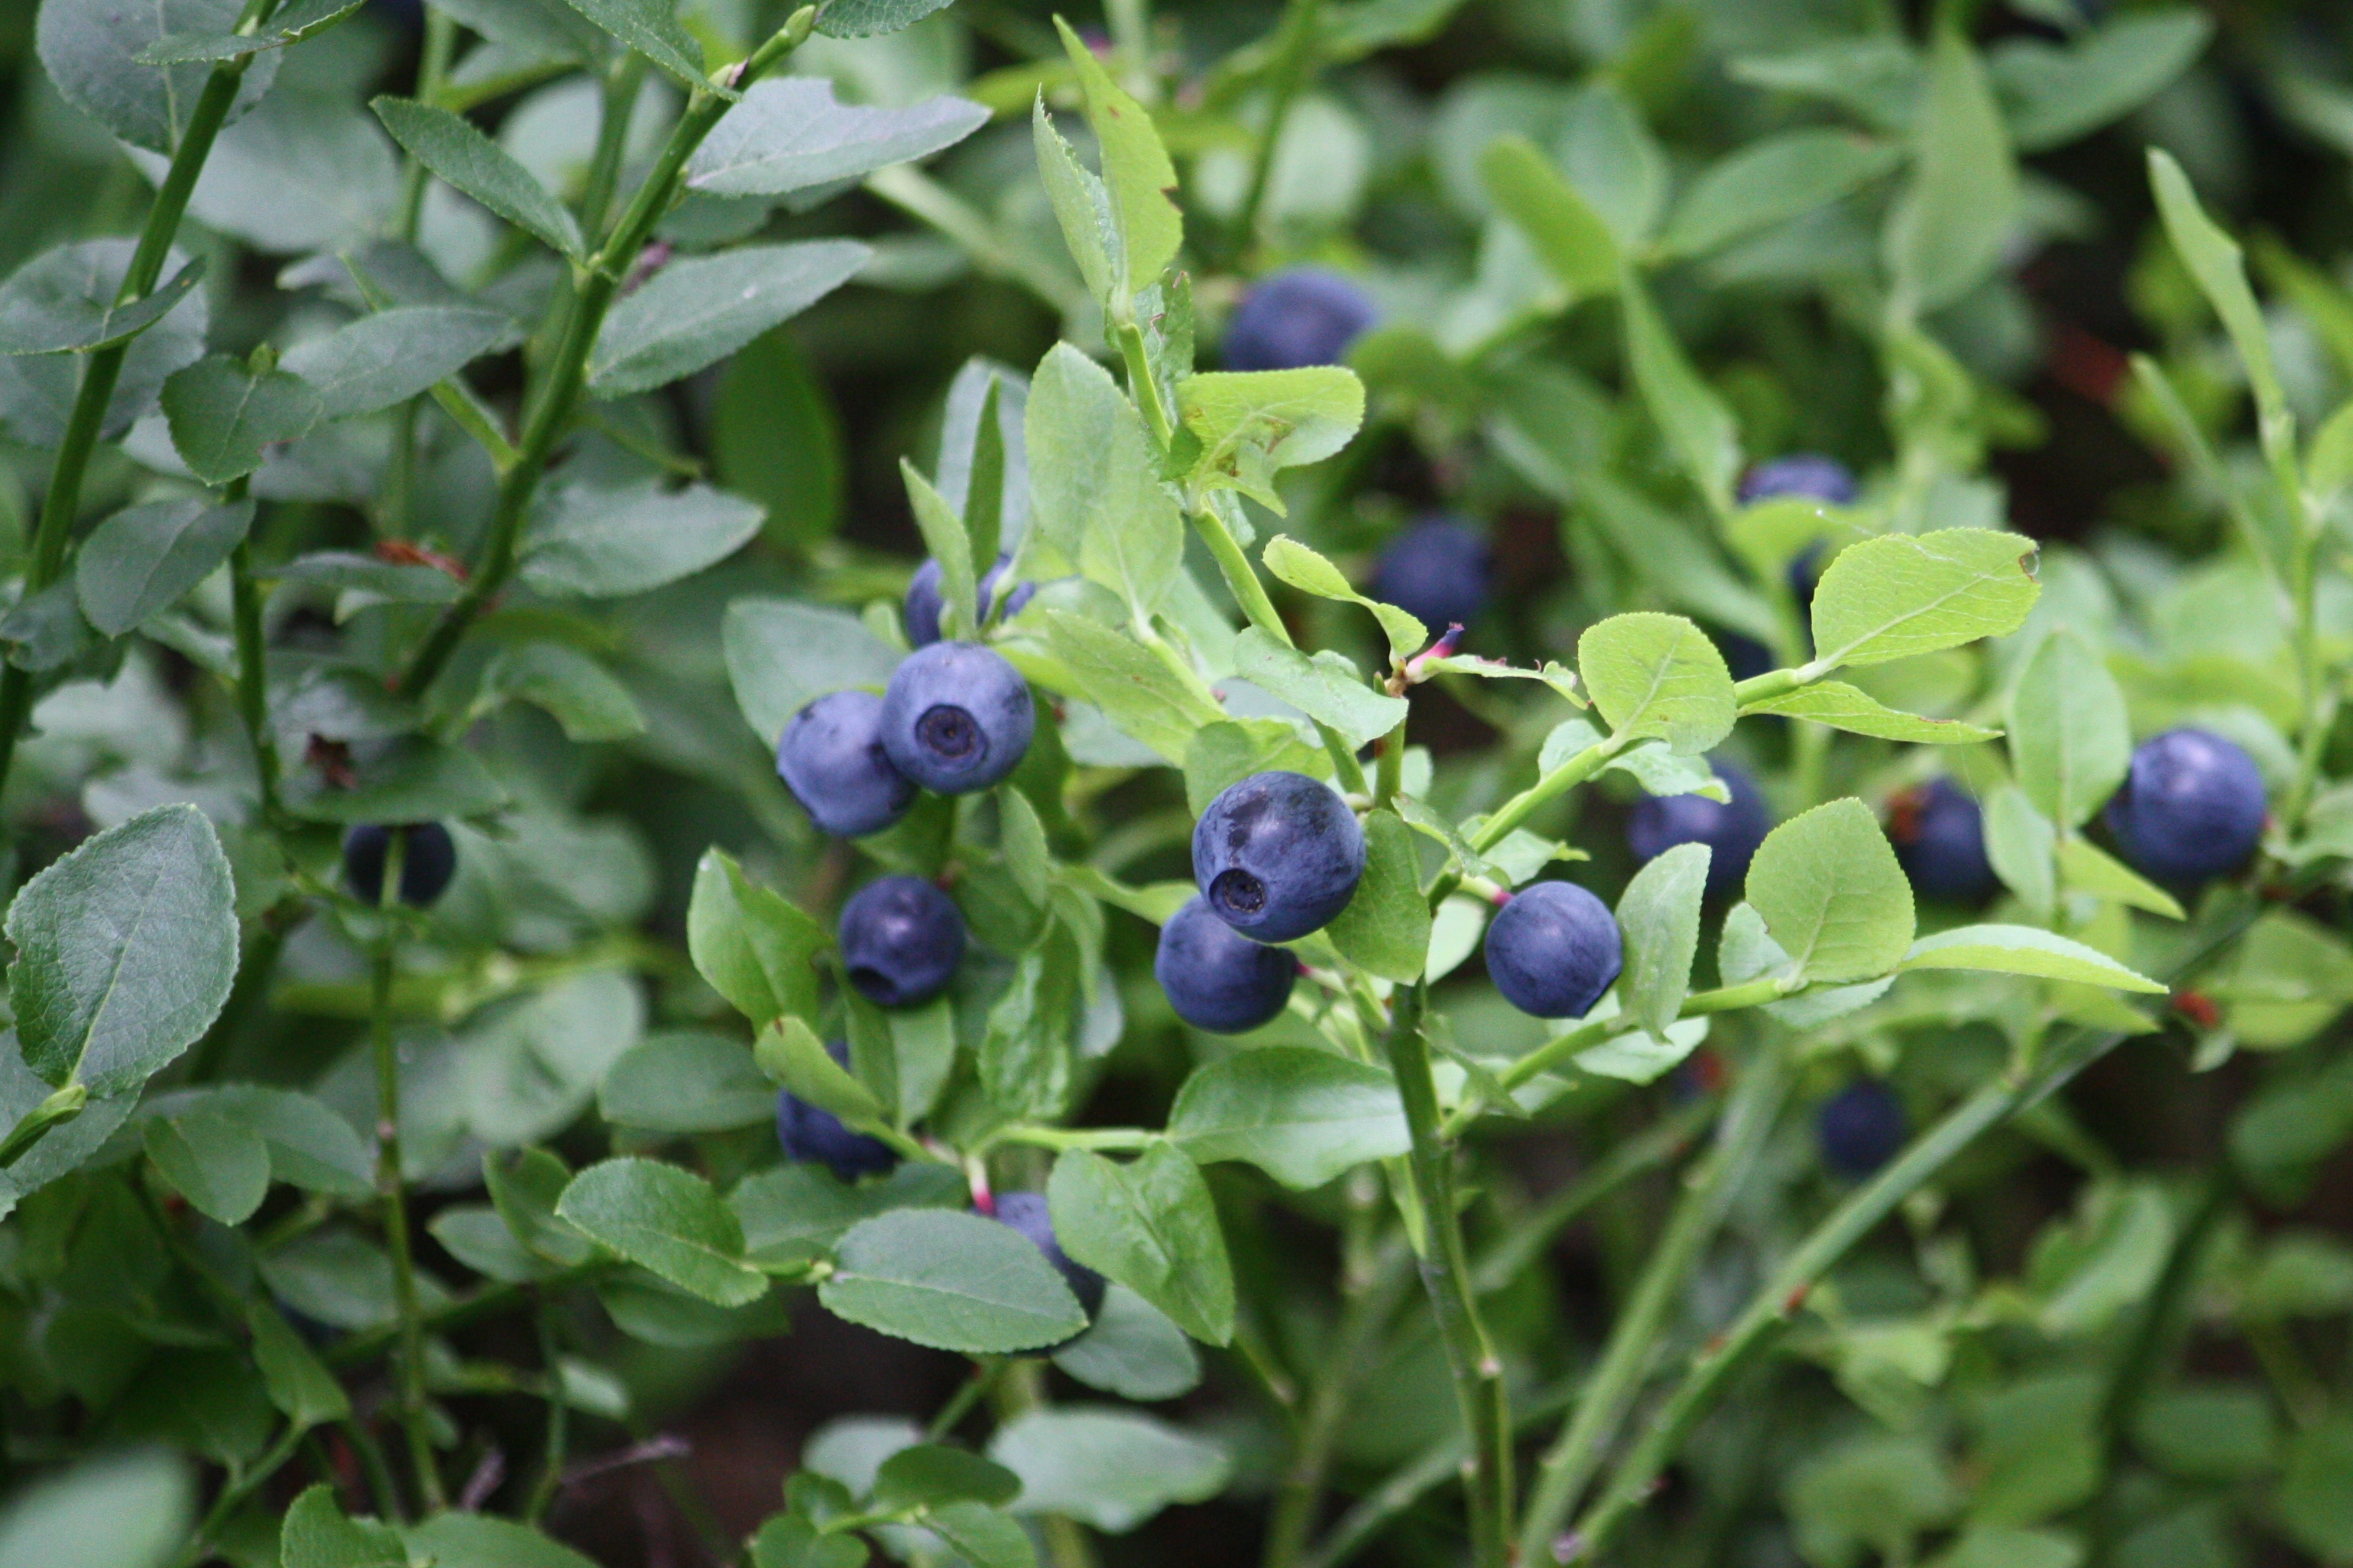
4,0,2353,1564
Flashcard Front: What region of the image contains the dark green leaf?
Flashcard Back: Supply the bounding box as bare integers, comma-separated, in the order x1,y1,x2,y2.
557,1156,768,1306
143,1109,269,1224
280,1485,406,1568
404,1514,600,1568
280,305,513,421
987,1408,1231,1532
35,0,278,154
687,848,828,1028
286,736,508,824
74,497,253,638
0,250,205,355
590,242,868,397
160,353,323,485
1048,1145,1234,1345
819,1209,1089,1353
371,96,585,257
546,0,711,90
1167,1047,1409,1189
1324,809,1431,984
600,1030,774,1132
690,79,988,196
135,0,366,62
1658,130,1901,260
872,1444,1022,1511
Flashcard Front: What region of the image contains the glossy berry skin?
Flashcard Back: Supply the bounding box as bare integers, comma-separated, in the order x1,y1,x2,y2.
1373,517,1490,636
777,1037,899,1182
1738,454,1859,507
1818,1079,1908,1179
1627,765,1773,900
904,552,1037,647
1890,779,1995,903
777,689,917,838
2103,728,2268,885
1224,270,1378,372
990,1191,1106,1323
879,641,1035,794
343,822,457,908
838,875,966,1008
1193,771,1366,943
1155,897,1297,1034
1483,881,1624,1020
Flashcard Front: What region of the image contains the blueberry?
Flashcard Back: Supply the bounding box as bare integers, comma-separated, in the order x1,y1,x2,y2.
1223,270,1378,372
1372,516,1490,636
1155,896,1297,1034
838,875,966,1007
1817,1079,1908,1179
2103,728,2268,885
777,1037,899,1182
1193,771,1366,943
1482,881,1624,1020
1889,779,1994,903
1738,455,1859,507
1719,632,1775,684
989,1191,1106,1322
777,690,917,838
904,553,1037,647
1627,765,1773,900
343,822,457,908
879,641,1036,794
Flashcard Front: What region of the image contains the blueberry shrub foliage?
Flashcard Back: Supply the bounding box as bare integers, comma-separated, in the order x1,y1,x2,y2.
6,0,2353,1563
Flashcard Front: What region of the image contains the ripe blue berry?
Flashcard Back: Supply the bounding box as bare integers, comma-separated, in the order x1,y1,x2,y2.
1223,269,1378,371
1817,1079,1907,1179
1155,896,1297,1034
343,822,457,908
879,641,1035,794
1193,771,1366,943
2103,728,2268,885
777,689,917,838
1738,454,1858,507
1889,779,1994,903
989,1191,1106,1321
904,552,1037,647
1372,516,1490,636
838,875,966,1008
1482,881,1623,1020
777,1037,899,1182
1627,765,1772,900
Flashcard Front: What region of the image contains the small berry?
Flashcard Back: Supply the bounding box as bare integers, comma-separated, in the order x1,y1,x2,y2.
1482,881,1623,1020
1718,632,1775,684
777,689,917,838
879,641,1036,794
1738,455,1858,507
904,552,1036,647
838,875,966,1008
343,822,457,908
1223,270,1378,371
1627,765,1772,900
2103,728,2268,885
1817,1079,1907,1179
1888,779,1994,903
1372,516,1491,636
989,1191,1106,1323
1193,771,1366,943
777,1037,899,1182
1155,896,1297,1034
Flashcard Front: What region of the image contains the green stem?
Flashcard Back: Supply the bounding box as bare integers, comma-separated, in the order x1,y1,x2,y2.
995,1361,1097,1568
0,1084,85,1169
1227,0,1324,263
1516,1042,1791,1563
577,52,648,244
228,532,280,825
1471,736,1623,855
1264,1241,1417,1568
174,1422,308,1566
339,1416,407,1522
1373,716,1404,809
369,835,443,1511
323,1260,616,1369
926,1359,1004,1440
396,6,458,237
526,1293,570,1523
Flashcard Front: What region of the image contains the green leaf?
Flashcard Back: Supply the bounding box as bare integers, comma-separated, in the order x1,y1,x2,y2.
1741,680,2000,743
0,249,206,355
35,0,278,155
1576,612,1736,754
688,79,987,197
1992,11,2212,153
1000,784,1051,909
902,460,980,637
2007,629,2129,830
714,331,846,546
815,0,956,39
1621,276,1741,515
488,1147,597,1268
1167,1047,1409,1189
2275,1417,2353,1563
134,0,366,62
590,242,868,397
1983,786,2057,917
987,1408,1232,1533
143,1109,269,1225
2149,148,2293,469
285,736,508,824
1264,534,1427,660
688,849,828,1029
74,497,253,638
246,1303,351,1427
600,1030,774,1133
1031,609,1223,764
0,1449,191,1568
556,1157,769,1306
2210,910,2353,1047
750,1514,871,1568
1745,799,1916,984
1885,29,2018,314
197,1085,373,1199
1055,17,1180,301
371,96,584,257
280,1485,404,1568
1033,97,1117,309
1048,1145,1234,1346
979,926,1079,1121
1024,344,1183,626
871,1445,1022,1511
1183,719,1329,818
1324,809,1431,983
519,478,764,597
480,642,646,742
1232,629,1409,751
724,597,901,746
1478,136,1619,299
1899,923,2163,992
280,305,513,421
1657,129,1902,260
1616,842,1707,1035
759,1016,887,1129
1809,529,2040,670
2055,833,2184,919
404,1514,600,1568
1175,369,1366,512
1052,1284,1202,1401
820,1208,1089,1353
159,353,322,485
6,804,237,1096
922,1503,1036,1568
546,0,710,90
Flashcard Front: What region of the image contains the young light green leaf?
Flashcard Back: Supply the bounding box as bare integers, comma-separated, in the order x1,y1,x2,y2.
2007,628,2129,830
1616,842,1708,1035
2149,148,2292,467
280,305,513,421
820,1209,1089,1353
758,1017,886,1129
1744,799,1916,984
1264,535,1429,660
547,0,711,91
1885,29,2018,314
0,249,206,355
36,0,278,154
2056,834,2185,920
1479,136,1619,299
75,497,253,637
480,642,646,742
7,804,237,1096
371,96,584,257
1176,369,1366,513
1984,785,2057,918
1031,609,1223,764
687,848,828,1028
1899,924,2166,992
1740,680,2001,743
143,1110,270,1225
1809,529,2040,670
1024,344,1183,625
1993,11,2212,153
1168,1047,1409,1189
688,79,988,197
1055,17,1180,301
280,1485,404,1568
1576,612,1736,754
160,353,322,484
1657,129,1902,260
1233,629,1409,751
519,479,764,597
590,242,868,397
1033,96,1118,308
1621,276,1741,515
1048,1145,1234,1346
1324,809,1431,983
988,1408,1232,1534
816,0,957,40
556,1157,769,1306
